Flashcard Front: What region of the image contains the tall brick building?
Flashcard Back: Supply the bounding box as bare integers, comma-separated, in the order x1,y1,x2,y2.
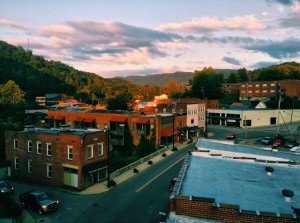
5,125,108,191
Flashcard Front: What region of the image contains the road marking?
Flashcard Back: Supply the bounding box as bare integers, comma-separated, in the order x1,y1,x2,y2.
135,156,185,193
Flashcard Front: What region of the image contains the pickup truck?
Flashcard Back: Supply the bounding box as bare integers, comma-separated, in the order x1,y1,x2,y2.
19,190,59,215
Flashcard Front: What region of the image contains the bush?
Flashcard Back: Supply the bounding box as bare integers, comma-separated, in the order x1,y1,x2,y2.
162,153,167,157
133,168,139,173
172,147,178,151
148,160,153,165
0,194,22,217
109,179,116,187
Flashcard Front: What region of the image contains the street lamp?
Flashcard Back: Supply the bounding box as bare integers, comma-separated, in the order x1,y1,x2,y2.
104,124,110,188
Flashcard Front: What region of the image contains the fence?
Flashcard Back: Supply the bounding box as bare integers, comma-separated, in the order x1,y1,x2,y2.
110,146,171,179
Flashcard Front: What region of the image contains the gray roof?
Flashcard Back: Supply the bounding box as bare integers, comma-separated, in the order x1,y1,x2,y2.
175,139,300,217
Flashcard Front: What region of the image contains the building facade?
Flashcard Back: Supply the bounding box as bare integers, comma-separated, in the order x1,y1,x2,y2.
207,108,300,128
5,125,108,191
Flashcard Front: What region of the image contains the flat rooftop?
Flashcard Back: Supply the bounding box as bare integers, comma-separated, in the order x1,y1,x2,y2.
176,139,300,216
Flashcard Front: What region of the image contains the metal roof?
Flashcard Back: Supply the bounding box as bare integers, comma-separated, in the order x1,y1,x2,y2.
175,139,300,217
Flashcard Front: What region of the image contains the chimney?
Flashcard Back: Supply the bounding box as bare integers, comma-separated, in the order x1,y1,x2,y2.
24,125,35,132
60,124,70,132
282,189,294,202
265,166,274,176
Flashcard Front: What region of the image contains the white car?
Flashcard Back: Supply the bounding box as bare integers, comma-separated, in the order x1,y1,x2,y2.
290,146,300,153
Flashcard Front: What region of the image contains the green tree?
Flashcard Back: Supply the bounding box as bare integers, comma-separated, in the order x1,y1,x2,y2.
191,67,223,99
227,72,237,83
0,80,25,104
136,136,156,158
237,68,248,82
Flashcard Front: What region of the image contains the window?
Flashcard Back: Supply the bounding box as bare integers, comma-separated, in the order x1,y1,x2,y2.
88,145,93,159
47,164,52,178
46,143,52,156
27,140,32,152
191,119,194,125
36,141,42,154
97,143,103,156
28,160,32,173
14,157,18,169
14,139,18,150
68,146,73,160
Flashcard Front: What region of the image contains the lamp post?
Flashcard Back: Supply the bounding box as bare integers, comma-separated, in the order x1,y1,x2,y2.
172,112,175,150
104,124,110,188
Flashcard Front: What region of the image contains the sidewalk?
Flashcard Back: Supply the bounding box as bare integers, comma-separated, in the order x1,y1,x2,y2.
78,141,190,195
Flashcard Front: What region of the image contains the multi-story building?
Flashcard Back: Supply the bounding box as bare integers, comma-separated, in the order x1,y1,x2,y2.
223,80,300,101
5,125,108,191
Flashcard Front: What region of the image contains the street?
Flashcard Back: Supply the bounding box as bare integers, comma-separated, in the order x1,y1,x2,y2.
7,122,300,223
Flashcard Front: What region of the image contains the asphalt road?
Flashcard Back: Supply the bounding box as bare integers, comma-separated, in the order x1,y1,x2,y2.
9,144,192,223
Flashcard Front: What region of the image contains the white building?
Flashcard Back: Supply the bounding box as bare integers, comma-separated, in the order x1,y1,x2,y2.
207,108,300,128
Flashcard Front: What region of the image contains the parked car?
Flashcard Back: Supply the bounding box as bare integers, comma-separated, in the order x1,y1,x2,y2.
0,180,14,195
19,190,59,215
273,139,284,147
169,176,178,191
261,137,274,145
290,146,300,153
284,140,298,148
226,134,236,140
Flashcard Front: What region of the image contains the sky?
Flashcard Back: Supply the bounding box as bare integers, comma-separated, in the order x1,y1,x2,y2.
1,0,300,78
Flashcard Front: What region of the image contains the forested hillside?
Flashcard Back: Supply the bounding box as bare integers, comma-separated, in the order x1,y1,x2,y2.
122,69,237,87
0,40,138,104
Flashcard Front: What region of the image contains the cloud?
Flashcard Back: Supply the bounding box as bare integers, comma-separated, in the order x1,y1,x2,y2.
223,57,241,66
0,19,29,31
37,21,184,64
243,37,300,59
278,11,300,27
266,0,300,5
158,15,266,33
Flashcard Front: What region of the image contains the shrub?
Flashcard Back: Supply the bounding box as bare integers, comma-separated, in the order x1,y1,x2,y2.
172,147,178,151
148,160,153,165
133,168,139,173
162,153,167,157
109,180,116,187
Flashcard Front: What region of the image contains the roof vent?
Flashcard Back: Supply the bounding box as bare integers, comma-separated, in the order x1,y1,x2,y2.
265,166,274,176
282,189,294,202
60,124,71,132
24,125,35,132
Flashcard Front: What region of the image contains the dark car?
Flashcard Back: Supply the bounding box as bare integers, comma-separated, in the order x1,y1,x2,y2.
284,140,298,148
19,190,59,215
169,176,178,191
261,137,274,145
226,134,236,140
0,180,14,195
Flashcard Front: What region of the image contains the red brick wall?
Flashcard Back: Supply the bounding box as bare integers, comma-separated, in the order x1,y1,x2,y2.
5,129,108,190
170,196,298,223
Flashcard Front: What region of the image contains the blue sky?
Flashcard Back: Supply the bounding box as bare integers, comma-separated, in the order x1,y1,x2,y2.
1,0,300,78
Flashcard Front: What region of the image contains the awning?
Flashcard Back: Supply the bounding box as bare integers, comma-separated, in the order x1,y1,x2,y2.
44,115,53,120
110,116,128,123
82,160,108,175
73,117,85,122
161,127,178,137
83,117,95,123
135,118,150,124
54,116,65,121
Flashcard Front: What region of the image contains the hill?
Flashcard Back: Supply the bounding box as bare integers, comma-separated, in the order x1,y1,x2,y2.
121,69,237,87
0,40,138,103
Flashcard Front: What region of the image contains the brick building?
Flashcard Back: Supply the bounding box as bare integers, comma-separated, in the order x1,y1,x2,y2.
5,125,108,191
168,139,300,222
223,80,300,101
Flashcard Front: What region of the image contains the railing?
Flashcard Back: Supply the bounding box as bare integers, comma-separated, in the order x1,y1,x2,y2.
110,146,170,178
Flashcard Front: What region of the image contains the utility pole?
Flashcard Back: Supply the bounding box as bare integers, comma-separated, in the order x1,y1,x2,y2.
244,116,248,144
